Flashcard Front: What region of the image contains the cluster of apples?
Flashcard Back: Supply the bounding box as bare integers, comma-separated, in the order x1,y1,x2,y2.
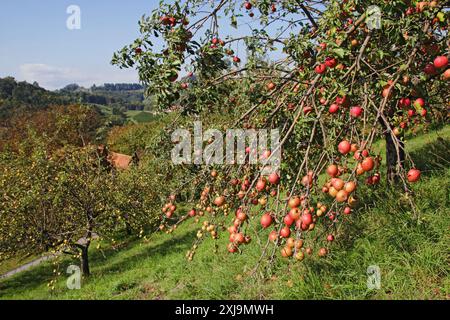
226,207,252,253
261,196,329,260
162,195,177,218
315,56,338,75
423,55,449,76
160,14,188,28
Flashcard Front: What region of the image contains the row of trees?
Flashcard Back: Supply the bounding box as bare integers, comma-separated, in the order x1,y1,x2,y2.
0,104,168,276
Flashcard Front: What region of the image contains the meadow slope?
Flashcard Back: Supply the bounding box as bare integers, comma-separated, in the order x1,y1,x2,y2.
0,126,449,300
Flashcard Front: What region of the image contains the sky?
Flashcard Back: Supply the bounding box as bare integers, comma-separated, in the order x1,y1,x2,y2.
0,0,162,90
0,0,296,91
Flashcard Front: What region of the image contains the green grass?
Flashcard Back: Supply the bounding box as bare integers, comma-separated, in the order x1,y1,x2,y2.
0,126,449,300
123,110,156,123
130,111,158,123
94,105,156,124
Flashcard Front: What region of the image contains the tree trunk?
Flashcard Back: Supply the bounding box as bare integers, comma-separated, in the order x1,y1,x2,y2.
80,245,90,276
385,132,405,184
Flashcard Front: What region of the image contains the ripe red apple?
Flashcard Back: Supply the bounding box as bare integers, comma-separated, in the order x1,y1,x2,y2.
233,56,241,63
443,69,450,80
268,172,280,185
280,226,291,238
421,108,427,117
329,103,339,114
188,209,196,217
303,106,313,115
327,234,335,242
260,213,273,228
244,1,252,10
256,178,267,192
407,109,415,117
288,196,301,209
284,214,294,226
301,213,312,226
214,196,225,207
318,247,328,257
315,64,327,74
399,97,411,108
267,82,276,91
325,57,337,68
288,208,301,221
236,209,247,221
326,164,339,177
343,206,352,215
350,106,363,117
169,17,177,26
338,140,351,155
414,98,425,109
361,157,375,172
335,96,349,107
269,230,278,242
407,168,421,182
434,56,449,69
227,243,238,253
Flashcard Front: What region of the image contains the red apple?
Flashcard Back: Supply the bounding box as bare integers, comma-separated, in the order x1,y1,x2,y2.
414,98,425,108
434,56,448,69
407,168,421,182
325,57,337,68
338,140,351,155
315,63,327,74
261,213,273,228
268,172,280,185
280,226,291,238
350,106,363,117
329,103,339,114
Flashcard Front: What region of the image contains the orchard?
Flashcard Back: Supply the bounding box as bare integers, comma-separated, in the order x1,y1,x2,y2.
112,0,449,275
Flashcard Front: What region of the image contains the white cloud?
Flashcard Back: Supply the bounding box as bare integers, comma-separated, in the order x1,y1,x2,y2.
19,63,139,90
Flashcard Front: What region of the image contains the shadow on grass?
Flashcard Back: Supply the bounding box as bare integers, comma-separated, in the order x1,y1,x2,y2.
0,228,196,297
409,136,450,176
96,229,196,275
0,260,55,297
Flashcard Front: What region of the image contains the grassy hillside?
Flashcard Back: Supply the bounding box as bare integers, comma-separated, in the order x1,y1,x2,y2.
0,126,449,300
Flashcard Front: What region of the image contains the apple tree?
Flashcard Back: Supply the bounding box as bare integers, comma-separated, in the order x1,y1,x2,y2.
113,0,449,269
0,137,159,276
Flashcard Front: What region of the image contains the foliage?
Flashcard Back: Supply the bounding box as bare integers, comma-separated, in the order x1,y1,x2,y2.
112,0,450,270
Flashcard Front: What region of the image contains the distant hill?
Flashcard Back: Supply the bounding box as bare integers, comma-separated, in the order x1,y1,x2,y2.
59,82,149,112
0,77,73,120
0,77,154,122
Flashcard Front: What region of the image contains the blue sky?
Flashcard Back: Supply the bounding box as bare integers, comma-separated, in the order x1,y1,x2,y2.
0,0,161,89
0,0,295,90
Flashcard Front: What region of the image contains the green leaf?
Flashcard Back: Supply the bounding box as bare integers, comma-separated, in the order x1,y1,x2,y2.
333,48,346,59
